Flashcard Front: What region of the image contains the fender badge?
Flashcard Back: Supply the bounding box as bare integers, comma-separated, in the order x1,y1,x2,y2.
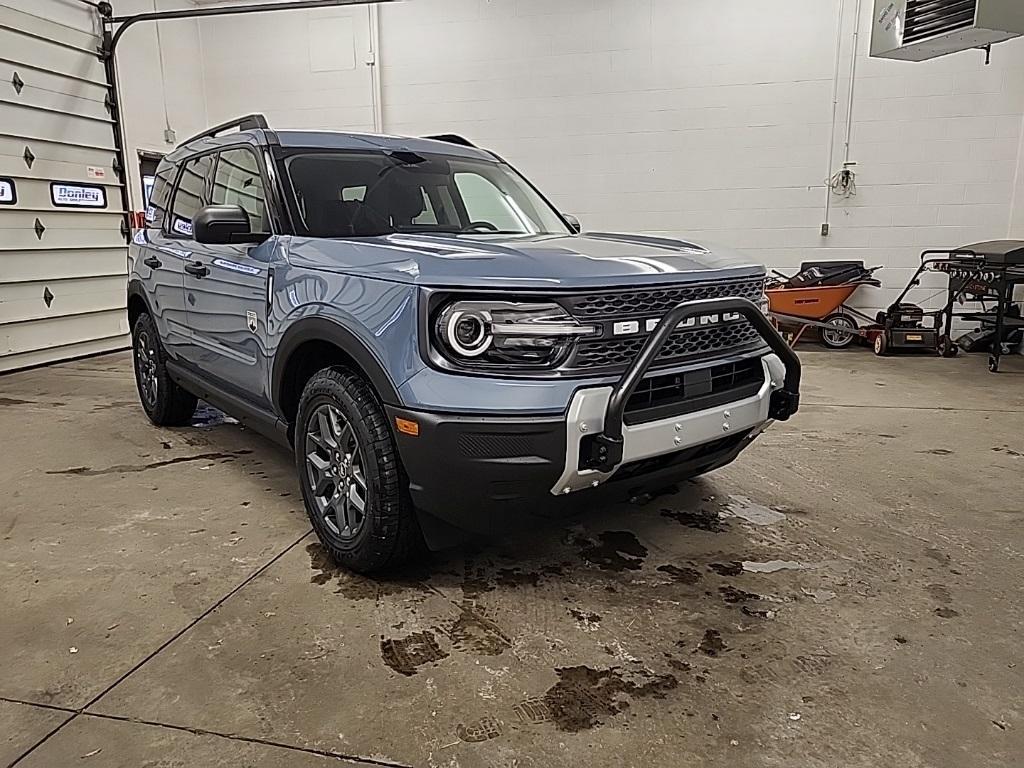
246,310,258,333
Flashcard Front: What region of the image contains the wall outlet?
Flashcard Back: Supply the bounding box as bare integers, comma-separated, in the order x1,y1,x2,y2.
820,223,830,237
163,128,176,144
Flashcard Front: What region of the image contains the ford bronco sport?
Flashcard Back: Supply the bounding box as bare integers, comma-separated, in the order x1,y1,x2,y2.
127,114,800,573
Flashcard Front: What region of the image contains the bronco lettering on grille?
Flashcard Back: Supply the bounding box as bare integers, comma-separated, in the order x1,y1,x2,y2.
611,312,741,337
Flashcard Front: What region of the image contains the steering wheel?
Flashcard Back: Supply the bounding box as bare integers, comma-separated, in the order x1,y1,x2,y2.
462,221,499,233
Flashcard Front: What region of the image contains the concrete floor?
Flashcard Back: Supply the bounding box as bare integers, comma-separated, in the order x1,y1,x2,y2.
1,349,1022,768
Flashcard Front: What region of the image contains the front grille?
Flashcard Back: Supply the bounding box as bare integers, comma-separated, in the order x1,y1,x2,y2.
904,0,976,45
624,357,765,425
573,321,764,371
562,276,767,373
567,277,765,319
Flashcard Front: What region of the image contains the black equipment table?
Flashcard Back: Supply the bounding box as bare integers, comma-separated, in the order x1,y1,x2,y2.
895,241,1024,372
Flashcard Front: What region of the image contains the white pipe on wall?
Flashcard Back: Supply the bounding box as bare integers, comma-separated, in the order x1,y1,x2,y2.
823,0,847,236
368,3,383,132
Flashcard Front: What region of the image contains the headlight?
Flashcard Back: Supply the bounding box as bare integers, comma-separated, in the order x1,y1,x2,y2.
434,300,596,368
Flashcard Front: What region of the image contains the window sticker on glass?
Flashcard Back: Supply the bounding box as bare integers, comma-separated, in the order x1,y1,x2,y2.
172,217,193,237
50,182,106,208
145,205,156,223
0,177,16,205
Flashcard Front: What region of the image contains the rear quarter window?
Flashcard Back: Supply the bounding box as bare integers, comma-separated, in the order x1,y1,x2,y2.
146,161,177,229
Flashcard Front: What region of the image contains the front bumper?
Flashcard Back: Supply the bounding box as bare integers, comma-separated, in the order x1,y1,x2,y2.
389,297,800,534
552,354,784,494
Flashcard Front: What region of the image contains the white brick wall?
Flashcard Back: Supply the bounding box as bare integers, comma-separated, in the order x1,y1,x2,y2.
376,0,1024,315
114,0,209,211
125,0,1024,316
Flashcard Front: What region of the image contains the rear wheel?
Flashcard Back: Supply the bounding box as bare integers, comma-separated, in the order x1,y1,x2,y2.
295,367,421,573
820,313,857,349
132,313,197,426
938,335,959,358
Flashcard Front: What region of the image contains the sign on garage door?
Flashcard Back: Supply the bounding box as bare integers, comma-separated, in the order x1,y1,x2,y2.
0,2,129,372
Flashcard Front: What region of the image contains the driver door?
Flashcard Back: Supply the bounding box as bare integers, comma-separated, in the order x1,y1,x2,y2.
180,147,275,409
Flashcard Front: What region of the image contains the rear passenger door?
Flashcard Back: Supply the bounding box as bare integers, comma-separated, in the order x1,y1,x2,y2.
138,155,213,359
182,146,274,408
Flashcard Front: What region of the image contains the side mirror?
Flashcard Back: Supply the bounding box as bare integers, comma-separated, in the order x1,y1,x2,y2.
193,204,268,245
563,214,581,234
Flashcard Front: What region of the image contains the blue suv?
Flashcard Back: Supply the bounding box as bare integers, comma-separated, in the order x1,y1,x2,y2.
127,114,800,572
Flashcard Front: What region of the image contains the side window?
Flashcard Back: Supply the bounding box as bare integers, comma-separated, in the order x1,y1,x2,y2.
168,154,214,238
145,162,176,228
412,189,437,225
453,173,521,231
341,185,366,202
211,148,268,232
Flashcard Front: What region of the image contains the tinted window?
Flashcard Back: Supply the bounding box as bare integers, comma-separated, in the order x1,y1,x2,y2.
168,154,214,238
211,148,268,232
145,161,177,228
285,151,569,238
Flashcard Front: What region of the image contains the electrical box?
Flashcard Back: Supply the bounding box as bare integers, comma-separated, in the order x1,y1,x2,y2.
870,0,1024,61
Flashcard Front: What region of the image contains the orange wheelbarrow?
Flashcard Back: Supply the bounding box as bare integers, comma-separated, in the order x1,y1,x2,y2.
766,263,883,349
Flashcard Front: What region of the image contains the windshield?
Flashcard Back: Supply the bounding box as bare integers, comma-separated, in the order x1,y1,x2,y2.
284,150,571,238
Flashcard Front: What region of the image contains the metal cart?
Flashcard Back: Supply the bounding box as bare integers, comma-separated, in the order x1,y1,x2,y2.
887,242,1024,372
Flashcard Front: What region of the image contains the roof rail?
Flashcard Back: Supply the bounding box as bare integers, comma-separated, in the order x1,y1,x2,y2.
179,114,269,147
423,134,477,148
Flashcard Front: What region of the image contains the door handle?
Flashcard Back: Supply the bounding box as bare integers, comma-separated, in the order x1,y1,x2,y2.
184,261,209,278
143,255,162,269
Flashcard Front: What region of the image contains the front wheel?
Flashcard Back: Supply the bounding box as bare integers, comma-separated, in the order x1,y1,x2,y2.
873,332,888,356
295,368,421,573
132,313,197,426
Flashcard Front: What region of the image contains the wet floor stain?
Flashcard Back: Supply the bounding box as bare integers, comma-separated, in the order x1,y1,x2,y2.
306,543,426,600
992,445,1023,457
722,495,787,525
934,607,960,619
380,630,449,676
574,531,648,572
743,559,808,573
541,665,679,732
926,584,952,604
916,448,954,456
46,450,252,476
708,561,743,576
657,564,702,584
718,585,760,604
89,399,136,412
456,716,504,742
446,605,512,656
568,608,602,631
0,397,34,406
191,404,240,427
696,629,728,657
661,506,728,532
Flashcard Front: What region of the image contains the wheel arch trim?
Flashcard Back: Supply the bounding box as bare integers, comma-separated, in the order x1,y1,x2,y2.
272,317,403,416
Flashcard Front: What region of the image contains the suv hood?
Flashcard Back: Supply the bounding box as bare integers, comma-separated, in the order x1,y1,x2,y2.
285,232,764,289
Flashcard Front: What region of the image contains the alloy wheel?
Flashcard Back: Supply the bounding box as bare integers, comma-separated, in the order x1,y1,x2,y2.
305,403,367,539
135,330,159,407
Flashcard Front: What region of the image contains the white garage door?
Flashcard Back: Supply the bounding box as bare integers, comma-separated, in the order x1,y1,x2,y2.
0,1,129,372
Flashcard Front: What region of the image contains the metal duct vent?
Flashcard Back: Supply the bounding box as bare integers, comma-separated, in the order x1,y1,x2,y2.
903,0,978,44
871,0,1024,62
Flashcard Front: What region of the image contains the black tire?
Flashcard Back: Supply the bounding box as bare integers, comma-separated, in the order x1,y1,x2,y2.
132,313,198,426
820,313,857,349
873,333,888,356
938,335,959,358
295,367,421,573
